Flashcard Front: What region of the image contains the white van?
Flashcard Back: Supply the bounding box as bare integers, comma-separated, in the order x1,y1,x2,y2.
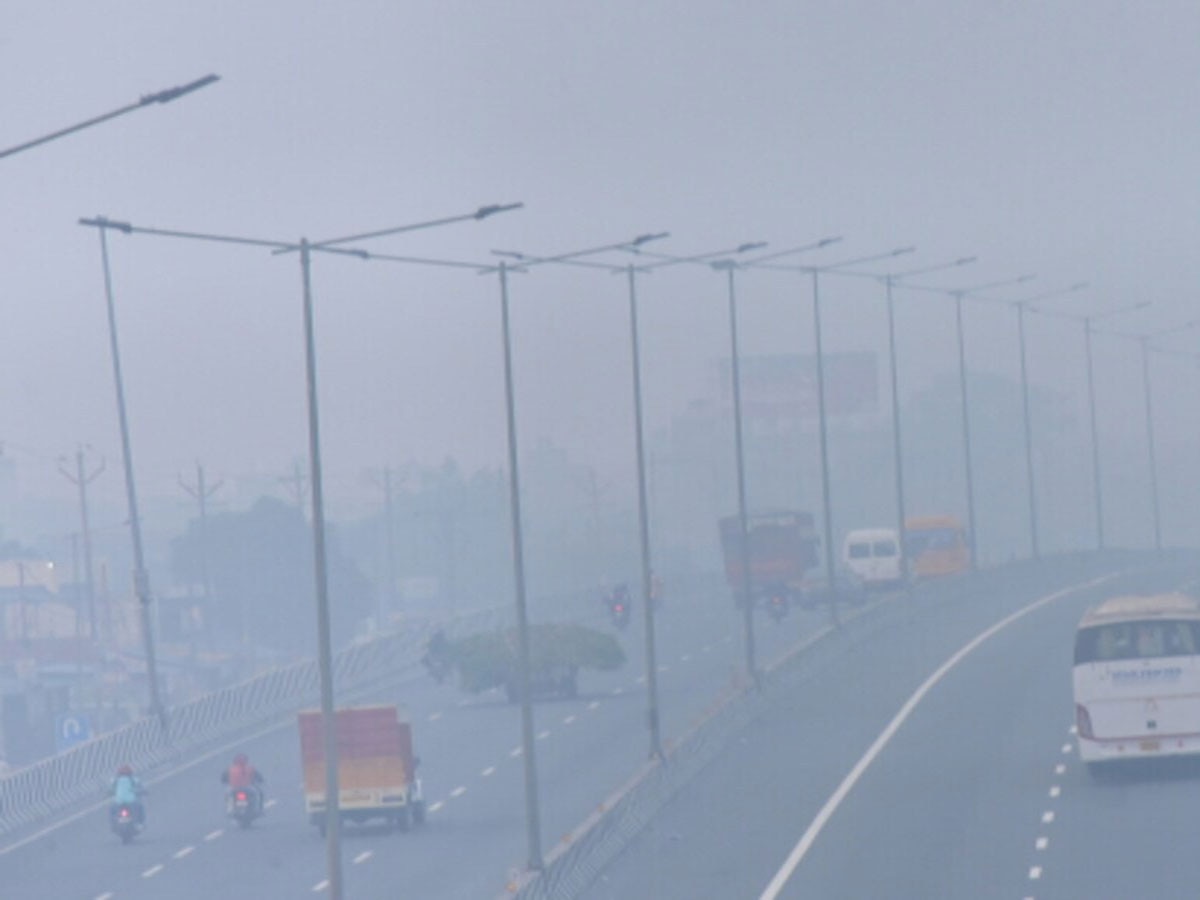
1074,593,1200,774
841,528,903,589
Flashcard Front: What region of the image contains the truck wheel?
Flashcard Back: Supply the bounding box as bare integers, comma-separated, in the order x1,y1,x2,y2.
393,807,411,832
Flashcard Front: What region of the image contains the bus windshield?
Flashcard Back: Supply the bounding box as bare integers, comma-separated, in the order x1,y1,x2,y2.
904,528,961,557
1074,620,1200,664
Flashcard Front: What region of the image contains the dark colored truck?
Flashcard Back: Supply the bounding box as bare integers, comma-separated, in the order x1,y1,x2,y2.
718,510,820,611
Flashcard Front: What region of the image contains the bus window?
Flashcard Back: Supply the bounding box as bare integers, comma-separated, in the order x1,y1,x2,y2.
1075,621,1200,664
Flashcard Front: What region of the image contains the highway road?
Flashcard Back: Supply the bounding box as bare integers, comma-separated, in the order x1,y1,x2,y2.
0,581,832,900
584,556,1200,900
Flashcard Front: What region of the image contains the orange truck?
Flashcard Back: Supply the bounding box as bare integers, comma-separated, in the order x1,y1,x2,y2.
903,515,971,578
297,705,424,835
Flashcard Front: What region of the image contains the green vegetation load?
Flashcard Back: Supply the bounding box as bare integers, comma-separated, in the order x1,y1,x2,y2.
443,623,625,693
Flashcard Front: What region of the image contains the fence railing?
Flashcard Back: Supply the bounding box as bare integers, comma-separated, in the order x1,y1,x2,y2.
0,603,508,838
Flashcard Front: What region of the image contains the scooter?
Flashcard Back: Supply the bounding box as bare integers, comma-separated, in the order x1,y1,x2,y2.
766,591,789,623
609,600,631,630
227,787,262,829
111,803,141,844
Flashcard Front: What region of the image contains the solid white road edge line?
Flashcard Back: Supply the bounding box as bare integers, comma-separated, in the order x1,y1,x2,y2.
757,573,1115,900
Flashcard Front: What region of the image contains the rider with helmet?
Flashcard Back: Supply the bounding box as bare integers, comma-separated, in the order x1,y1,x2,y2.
110,763,147,827
221,753,265,815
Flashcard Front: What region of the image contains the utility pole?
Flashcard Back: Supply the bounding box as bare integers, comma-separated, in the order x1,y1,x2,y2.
58,446,104,642
367,466,398,629
179,461,222,646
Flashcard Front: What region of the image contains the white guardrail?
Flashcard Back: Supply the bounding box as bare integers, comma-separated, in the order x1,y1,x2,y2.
0,604,509,838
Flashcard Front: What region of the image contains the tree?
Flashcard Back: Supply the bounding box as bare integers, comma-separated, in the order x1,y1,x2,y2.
170,496,373,657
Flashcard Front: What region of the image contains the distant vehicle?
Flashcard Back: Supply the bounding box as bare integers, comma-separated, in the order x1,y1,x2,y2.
298,705,424,835
842,528,904,589
1074,593,1200,776
903,515,970,578
718,510,820,613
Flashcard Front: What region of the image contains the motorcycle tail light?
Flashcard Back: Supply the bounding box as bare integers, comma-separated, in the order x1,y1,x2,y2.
236,791,248,801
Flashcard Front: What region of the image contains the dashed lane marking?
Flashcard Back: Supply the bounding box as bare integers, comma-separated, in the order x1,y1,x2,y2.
95,894,114,900
1029,867,1043,880
264,797,278,809
1049,785,1061,798
536,730,550,741
204,829,223,842
1060,743,1072,754
612,687,624,696
563,715,576,725
1036,837,1048,851
450,786,467,798
587,701,600,711
681,654,691,662
429,711,443,722
1054,764,1066,775
353,851,373,865
173,845,195,859
313,880,330,892
658,665,670,673
510,746,523,758
428,801,444,813
1041,811,1055,824
481,766,496,777
142,864,164,879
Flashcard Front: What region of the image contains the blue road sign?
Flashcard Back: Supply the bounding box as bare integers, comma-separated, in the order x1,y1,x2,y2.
55,713,92,753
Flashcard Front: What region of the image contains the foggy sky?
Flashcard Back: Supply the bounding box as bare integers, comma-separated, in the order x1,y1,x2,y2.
3,1,1199,552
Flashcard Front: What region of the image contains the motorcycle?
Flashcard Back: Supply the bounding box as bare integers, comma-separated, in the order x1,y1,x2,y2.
766,591,789,623
227,787,262,828
111,803,141,844
609,600,631,630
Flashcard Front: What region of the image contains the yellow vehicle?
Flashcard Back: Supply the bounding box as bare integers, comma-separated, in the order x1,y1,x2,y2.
903,515,970,578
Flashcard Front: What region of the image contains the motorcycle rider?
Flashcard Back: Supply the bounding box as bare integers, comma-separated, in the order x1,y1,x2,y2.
221,753,265,815
109,763,146,827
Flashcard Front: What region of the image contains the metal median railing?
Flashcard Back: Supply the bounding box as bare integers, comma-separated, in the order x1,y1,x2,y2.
0,603,508,838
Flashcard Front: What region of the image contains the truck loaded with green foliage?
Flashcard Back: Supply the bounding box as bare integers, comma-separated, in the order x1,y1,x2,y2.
423,623,625,702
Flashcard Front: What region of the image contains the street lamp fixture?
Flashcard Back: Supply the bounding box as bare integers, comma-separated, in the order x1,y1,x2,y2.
2,74,220,160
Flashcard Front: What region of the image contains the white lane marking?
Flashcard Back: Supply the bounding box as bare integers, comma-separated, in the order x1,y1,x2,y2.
173,845,195,859
1054,763,1066,775
313,880,330,892
658,665,669,673
537,730,550,740
1042,810,1055,824
204,829,223,842
612,687,624,696
1060,743,1072,754
481,766,496,777
681,654,691,662
510,746,523,758
142,864,164,879
264,797,278,809
1029,866,1043,880
428,711,443,722
353,850,373,864
703,645,712,652
1035,836,1049,851
428,801,445,813
635,676,646,685
587,701,600,711
95,894,114,900
1069,725,1077,735
1049,785,1061,798
450,785,467,798
757,573,1114,900
563,715,577,725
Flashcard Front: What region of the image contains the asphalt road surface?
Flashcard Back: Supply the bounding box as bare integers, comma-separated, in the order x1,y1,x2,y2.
584,556,1199,900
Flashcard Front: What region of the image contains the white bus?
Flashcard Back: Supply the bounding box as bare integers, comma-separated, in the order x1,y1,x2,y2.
1073,593,1200,774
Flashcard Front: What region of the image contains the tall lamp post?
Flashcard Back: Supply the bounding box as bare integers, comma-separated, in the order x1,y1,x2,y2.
1,74,219,160
1008,283,1089,559
873,258,976,578
912,275,1035,566
1034,301,1150,550
623,239,837,669
752,247,916,616
494,233,673,759
78,202,520,900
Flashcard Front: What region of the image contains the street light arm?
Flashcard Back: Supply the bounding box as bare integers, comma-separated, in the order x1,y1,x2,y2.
1,74,220,161
309,202,524,250
494,232,669,270
80,216,291,250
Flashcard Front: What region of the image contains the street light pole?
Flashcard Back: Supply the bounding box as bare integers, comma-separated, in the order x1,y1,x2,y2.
809,269,838,623
1015,301,1040,559
1082,319,1104,550
497,261,543,870
1137,336,1163,553
95,226,166,729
